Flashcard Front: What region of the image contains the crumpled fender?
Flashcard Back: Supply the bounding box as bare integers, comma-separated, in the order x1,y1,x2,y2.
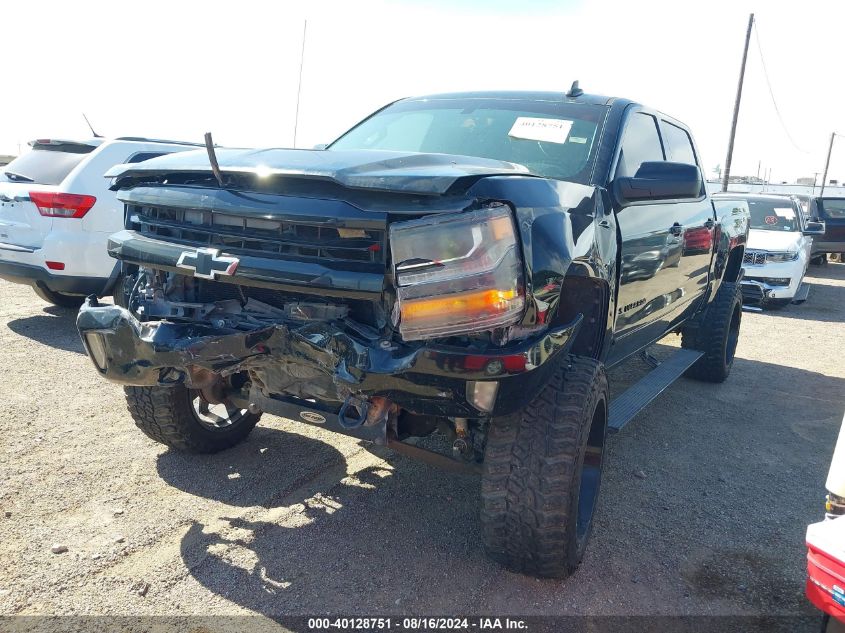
467,176,607,328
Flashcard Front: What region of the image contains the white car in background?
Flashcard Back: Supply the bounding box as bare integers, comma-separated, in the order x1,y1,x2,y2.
0,137,200,307
712,193,825,309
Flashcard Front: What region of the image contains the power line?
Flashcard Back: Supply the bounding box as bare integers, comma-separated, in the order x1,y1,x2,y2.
293,19,307,149
752,18,811,154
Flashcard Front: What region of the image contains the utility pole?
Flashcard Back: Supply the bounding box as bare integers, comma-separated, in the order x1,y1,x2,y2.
293,19,308,149
721,13,754,192
821,132,836,197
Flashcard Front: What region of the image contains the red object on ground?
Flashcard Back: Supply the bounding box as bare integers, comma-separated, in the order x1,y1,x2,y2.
806,516,845,622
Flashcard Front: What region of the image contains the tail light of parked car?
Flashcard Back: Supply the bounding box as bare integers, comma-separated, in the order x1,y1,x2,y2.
29,191,96,218
389,204,525,341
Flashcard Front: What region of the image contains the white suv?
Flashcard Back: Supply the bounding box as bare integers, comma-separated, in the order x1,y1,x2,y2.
713,193,824,308
0,137,199,307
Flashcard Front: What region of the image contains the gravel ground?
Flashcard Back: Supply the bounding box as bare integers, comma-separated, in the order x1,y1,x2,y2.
1,265,844,631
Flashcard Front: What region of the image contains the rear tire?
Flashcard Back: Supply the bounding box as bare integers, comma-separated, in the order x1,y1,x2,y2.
32,284,85,308
480,355,608,578
810,254,827,266
124,384,260,454
682,281,742,383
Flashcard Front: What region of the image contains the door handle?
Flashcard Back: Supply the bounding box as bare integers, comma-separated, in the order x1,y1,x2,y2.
598,219,612,229
670,223,683,236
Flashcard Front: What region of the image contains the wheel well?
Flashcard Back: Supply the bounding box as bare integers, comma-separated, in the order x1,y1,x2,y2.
552,276,609,359
724,246,744,282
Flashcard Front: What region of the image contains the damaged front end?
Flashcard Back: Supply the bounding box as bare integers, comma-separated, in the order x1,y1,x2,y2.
78,286,582,445
77,166,602,457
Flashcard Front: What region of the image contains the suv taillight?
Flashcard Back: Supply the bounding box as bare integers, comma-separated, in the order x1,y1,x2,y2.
29,191,96,218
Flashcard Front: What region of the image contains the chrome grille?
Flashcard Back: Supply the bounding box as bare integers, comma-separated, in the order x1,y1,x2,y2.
743,250,766,266
129,205,385,266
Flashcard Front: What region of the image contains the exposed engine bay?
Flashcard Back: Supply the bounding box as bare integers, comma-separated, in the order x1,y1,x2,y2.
126,268,378,333
110,267,525,464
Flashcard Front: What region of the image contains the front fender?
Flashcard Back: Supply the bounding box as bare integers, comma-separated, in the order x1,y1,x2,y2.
713,197,751,289
466,176,614,329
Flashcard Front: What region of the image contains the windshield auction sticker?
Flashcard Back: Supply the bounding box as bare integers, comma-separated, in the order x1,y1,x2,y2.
508,117,573,144
774,207,796,218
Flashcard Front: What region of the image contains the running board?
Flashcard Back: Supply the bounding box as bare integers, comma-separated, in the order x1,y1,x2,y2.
792,282,810,303
608,348,704,433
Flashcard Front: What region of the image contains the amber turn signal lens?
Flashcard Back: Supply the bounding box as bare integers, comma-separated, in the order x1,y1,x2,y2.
401,289,520,321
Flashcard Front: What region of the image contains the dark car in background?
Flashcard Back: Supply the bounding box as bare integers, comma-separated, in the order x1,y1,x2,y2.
809,197,845,262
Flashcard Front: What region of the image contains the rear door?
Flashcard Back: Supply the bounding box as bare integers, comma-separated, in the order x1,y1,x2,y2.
658,119,713,311
0,141,97,249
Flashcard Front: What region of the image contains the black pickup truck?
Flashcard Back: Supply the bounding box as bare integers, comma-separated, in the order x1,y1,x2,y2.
78,89,749,578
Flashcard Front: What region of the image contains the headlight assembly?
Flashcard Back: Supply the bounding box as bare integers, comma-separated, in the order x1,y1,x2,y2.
390,205,524,341
766,250,799,263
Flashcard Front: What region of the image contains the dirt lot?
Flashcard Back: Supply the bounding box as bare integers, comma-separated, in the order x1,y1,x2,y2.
1,265,844,630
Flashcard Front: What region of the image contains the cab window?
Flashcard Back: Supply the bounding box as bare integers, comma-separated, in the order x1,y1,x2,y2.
661,121,698,166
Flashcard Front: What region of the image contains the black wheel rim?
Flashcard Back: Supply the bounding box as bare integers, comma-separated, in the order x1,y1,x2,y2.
190,392,248,431
576,398,607,545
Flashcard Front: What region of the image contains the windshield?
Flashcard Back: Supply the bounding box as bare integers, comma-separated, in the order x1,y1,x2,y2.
744,199,800,232
3,145,94,185
329,97,607,184
819,198,845,219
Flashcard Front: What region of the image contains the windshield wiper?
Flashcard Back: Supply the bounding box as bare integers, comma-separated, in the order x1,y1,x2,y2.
4,171,34,183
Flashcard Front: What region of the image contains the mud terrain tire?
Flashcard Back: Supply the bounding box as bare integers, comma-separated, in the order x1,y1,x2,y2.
481,355,608,578
682,281,742,383
124,385,260,454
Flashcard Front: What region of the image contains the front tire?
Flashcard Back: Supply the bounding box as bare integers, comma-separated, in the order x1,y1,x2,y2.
481,355,608,578
682,281,742,383
111,273,131,308
124,385,260,453
32,283,85,308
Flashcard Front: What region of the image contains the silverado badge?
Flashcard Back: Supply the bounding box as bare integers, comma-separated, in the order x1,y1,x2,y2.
176,247,239,280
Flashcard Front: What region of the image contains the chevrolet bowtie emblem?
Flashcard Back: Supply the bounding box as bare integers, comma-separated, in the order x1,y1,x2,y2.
176,248,239,280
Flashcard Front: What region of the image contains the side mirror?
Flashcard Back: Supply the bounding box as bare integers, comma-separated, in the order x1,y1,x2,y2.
312,143,328,150
804,220,826,235
613,161,702,205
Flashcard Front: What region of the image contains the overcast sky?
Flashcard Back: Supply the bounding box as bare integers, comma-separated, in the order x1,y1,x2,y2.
3,0,842,183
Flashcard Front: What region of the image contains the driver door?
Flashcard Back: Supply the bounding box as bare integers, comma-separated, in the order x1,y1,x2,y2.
607,110,682,365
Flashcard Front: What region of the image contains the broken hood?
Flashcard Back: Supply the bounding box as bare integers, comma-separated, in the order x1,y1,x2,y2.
105,148,533,196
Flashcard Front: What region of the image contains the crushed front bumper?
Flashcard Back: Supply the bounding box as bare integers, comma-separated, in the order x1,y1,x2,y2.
77,298,581,420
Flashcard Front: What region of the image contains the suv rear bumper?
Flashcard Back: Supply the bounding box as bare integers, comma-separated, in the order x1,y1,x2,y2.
76,298,582,420
0,258,108,296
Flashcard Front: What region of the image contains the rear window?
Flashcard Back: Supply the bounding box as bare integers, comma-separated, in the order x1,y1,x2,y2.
127,152,168,164
819,198,845,219
3,144,96,185
662,121,698,165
